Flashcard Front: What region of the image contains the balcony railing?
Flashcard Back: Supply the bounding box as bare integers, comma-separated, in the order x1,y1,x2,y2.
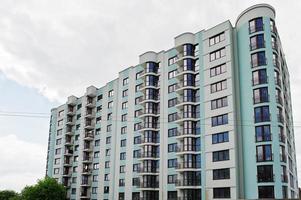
279,133,286,143
176,145,200,153
257,174,274,182
137,167,159,173
138,181,159,188
175,179,201,187
176,162,201,170
137,152,160,159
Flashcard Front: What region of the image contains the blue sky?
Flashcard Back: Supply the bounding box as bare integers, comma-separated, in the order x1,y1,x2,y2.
0,0,301,192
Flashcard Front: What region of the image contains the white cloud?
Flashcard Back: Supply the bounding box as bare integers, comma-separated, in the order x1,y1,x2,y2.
0,135,46,192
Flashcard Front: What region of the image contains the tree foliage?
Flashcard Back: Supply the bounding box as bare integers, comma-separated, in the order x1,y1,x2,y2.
0,190,19,200
0,177,66,200
20,177,66,200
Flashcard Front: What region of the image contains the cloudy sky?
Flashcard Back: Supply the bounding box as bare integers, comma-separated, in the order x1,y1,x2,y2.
0,0,300,192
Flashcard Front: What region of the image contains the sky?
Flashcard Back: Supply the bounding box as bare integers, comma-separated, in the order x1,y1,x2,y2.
0,0,301,192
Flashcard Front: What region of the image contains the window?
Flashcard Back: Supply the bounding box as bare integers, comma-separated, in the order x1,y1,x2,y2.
97,94,103,101
257,165,274,182
253,87,269,104
254,106,270,123
120,139,126,147
132,178,140,186
93,163,99,170
120,165,125,173
96,117,101,124
212,132,229,144
95,140,100,146
168,84,177,93
168,56,177,66
77,104,82,110
104,186,109,194
211,96,228,110
108,101,113,109
167,174,177,184
168,143,177,152
252,69,267,85
211,80,227,93
135,97,141,105
123,77,129,86
107,124,112,132
133,150,140,158
134,136,141,144
136,71,142,80
210,48,226,61
57,120,63,126
168,70,177,79
57,129,62,136
54,158,60,165
76,124,80,130
58,110,64,117
134,110,141,117
121,114,127,122
95,128,101,135
250,34,265,50
258,186,274,198
249,17,264,33
122,101,128,109
53,168,60,174
74,145,79,151
168,128,178,137
105,161,110,168
107,113,112,120
94,151,100,158
168,158,177,168
211,114,228,127
106,137,111,144
121,126,127,134
73,166,78,172
255,125,271,142
56,138,61,145
133,164,139,172
71,188,76,194
134,123,141,131
213,187,231,198
96,106,102,112
168,98,177,108
73,156,78,162
55,148,61,155
106,149,111,156
256,145,272,162
213,150,229,162
119,179,125,187
108,90,114,97
251,51,266,67
120,152,126,160
168,113,177,122
104,174,109,181
72,177,77,183
210,63,226,77
119,193,125,200
135,84,142,92
213,168,230,180
122,89,128,97
209,32,225,46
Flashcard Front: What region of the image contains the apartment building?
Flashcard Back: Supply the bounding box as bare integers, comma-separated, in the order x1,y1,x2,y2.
46,4,299,200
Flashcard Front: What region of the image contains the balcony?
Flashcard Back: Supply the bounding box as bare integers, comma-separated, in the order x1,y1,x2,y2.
272,41,278,51
176,128,200,139
139,123,160,131
138,181,159,190
175,83,197,93
139,137,159,146
80,179,91,187
281,174,288,183
85,110,94,118
175,179,201,188
257,174,274,183
84,131,94,140
250,41,265,51
277,114,284,123
66,118,75,126
86,98,95,108
137,167,159,174
83,145,93,152
64,149,73,156
63,170,72,177
175,112,199,124
63,160,72,166
82,156,93,163
137,152,160,160
67,108,75,116
65,139,73,146
176,96,199,108
84,121,94,130
280,154,287,163
140,82,160,91
82,168,92,175
273,59,280,69
175,145,200,154
175,162,201,171
276,95,283,105
140,95,160,104
279,133,286,143
139,109,160,118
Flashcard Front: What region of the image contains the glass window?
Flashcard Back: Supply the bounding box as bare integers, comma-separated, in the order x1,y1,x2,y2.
213,168,230,180
212,132,229,144
252,69,267,85
213,150,229,162
254,106,270,123
250,34,265,50
253,87,269,104
256,144,272,162
249,17,264,33
255,125,271,142
251,51,266,67
213,187,231,198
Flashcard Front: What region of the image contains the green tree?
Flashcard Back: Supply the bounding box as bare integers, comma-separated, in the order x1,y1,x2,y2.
20,177,66,200
0,190,19,200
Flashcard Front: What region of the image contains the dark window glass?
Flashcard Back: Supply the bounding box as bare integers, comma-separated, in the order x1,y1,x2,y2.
213,168,230,180
256,145,272,162
212,132,229,144
257,165,274,182
252,69,267,85
213,150,229,162
253,87,269,104
249,17,264,33
251,51,266,67
258,186,274,198
255,125,271,142
213,187,231,198
254,106,270,123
